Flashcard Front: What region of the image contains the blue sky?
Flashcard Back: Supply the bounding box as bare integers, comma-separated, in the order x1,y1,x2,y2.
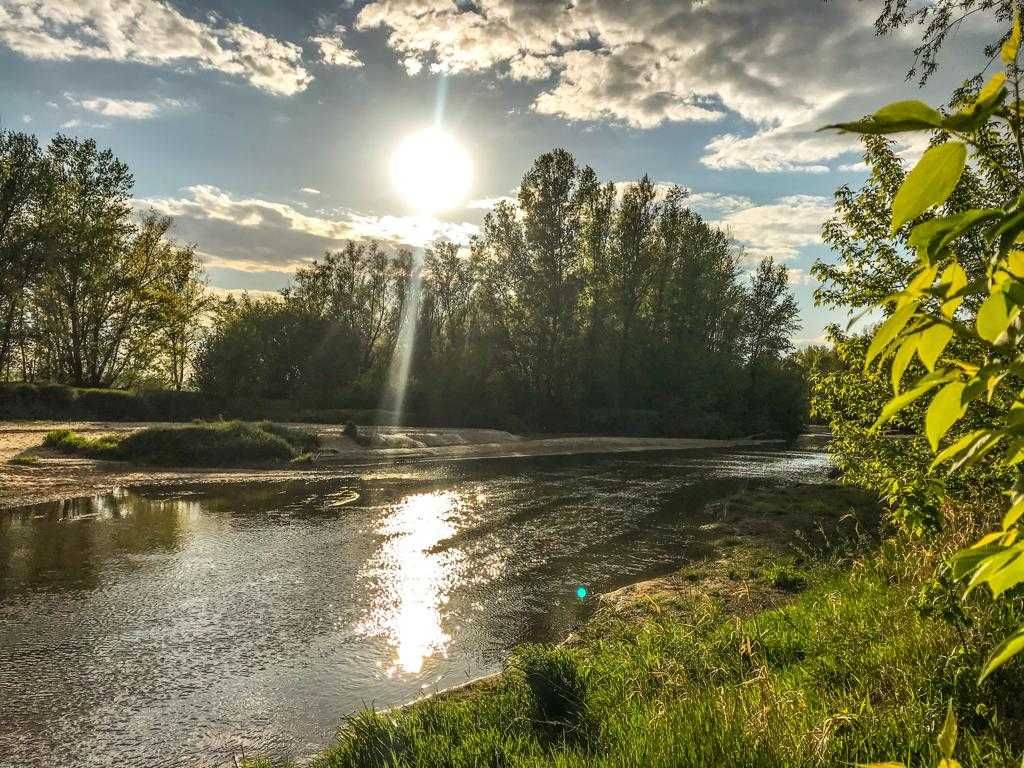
0,0,997,344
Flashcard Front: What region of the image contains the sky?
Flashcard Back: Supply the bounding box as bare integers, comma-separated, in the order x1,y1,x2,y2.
0,0,1000,344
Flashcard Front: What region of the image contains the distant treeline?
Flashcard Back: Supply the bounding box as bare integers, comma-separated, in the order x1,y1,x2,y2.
1,133,805,437
199,151,805,437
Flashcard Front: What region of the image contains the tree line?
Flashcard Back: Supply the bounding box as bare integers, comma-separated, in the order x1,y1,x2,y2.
199,150,803,436
2,133,804,437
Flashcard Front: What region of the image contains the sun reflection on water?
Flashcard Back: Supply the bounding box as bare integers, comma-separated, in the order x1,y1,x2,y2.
358,491,463,675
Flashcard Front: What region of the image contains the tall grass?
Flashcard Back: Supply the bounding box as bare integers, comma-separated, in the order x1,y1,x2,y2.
43,421,317,466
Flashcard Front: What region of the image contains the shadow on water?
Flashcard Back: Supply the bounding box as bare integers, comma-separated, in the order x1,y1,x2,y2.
0,446,830,768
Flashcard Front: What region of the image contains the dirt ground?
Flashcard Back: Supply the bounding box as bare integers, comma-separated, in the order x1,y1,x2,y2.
0,421,764,510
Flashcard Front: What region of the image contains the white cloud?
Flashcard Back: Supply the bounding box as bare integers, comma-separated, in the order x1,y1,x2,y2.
356,0,992,171
21,114,31,124
684,191,754,215
786,268,818,287
715,194,833,263
300,187,322,196
310,25,362,68
0,0,312,95
466,195,516,210
135,185,479,273
68,96,183,120
60,118,107,130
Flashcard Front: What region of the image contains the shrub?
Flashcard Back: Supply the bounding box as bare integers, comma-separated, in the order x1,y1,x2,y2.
116,422,295,466
256,421,320,452
762,562,810,593
42,422,304,466
514,645,594,745
42,428,121,458
75,388,148,420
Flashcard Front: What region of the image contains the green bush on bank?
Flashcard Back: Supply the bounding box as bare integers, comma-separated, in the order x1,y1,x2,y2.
42,421,315,466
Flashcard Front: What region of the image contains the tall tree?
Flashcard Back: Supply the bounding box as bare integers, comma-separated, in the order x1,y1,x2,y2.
0,132,49,380
744,257,801,365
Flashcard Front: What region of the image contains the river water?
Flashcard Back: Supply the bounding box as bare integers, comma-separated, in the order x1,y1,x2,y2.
0,447,829,767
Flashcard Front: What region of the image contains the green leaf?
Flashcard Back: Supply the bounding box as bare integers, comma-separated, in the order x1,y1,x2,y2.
926,381,967,451
941,262,969,318
908,210,1001,264
965,542,1024,598
951,544,1008,581
865,302,919,369
978,72,1007,105
891,143,967,233
918,324,954,372
980,626,1024,682
891,336,919,392
1003,10,1021,65
875,376,944,429
938,701,957,759
823,100,943,135
931,429,987,470
976,290,1018,343
1004,495,1024,530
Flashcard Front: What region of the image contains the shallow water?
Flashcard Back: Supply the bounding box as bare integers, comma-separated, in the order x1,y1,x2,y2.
0,447,829,767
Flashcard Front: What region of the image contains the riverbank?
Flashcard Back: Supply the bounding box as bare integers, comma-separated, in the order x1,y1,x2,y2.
257,483,1024,768
0,420,776,509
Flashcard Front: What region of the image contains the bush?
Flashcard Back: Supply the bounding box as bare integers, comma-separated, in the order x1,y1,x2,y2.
117,422,296,466
514,645,594,744
76,388,148,420
42,428,121,458
762,562,809,593
42,422,307,466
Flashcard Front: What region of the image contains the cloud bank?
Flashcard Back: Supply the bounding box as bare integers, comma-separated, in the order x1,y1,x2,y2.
0,0,311,95
356,0,991,171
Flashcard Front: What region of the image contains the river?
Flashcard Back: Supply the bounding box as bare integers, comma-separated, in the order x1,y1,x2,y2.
0,446,829,767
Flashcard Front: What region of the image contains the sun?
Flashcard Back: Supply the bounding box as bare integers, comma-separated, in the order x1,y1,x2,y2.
391,127,472,214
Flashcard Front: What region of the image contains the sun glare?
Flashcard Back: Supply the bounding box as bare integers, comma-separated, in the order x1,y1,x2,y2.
391,127,472,213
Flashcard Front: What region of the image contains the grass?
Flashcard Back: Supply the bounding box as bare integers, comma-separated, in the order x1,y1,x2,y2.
42,421,319,467
239,482,1024,768
300,571,1022,768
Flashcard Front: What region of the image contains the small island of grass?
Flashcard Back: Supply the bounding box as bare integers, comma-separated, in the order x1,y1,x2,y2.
42,421,319,467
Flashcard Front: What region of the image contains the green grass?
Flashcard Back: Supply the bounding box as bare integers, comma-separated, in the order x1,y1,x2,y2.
301,570,1022,768
42,421,318,467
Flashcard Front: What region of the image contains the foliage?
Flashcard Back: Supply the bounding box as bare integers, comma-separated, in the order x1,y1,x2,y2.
196,152,808,437
872,0,1016,86
822,7,1024,695
41,421,311,466
0,132,209,388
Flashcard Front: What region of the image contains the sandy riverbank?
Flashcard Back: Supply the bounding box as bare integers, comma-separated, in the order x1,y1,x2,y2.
0,421,774,510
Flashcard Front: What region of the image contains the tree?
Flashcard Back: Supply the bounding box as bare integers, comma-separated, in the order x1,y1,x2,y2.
287,241,409,375
0,132,49,380
744,257,801,364
820,12,1024,695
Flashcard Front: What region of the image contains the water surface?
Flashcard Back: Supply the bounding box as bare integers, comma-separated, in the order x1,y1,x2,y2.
0,447,828,767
